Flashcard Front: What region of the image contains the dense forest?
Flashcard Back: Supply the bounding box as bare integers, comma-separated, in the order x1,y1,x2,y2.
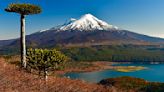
1,45,164,62
61,45,164,62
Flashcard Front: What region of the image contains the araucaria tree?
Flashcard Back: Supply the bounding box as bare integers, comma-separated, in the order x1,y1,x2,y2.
27,49,68,80
5,3,41,68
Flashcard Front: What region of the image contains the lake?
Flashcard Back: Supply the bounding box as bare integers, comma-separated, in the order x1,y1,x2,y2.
64,63,164,83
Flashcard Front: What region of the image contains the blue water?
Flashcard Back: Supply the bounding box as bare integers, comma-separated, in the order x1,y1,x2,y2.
64,63,164,83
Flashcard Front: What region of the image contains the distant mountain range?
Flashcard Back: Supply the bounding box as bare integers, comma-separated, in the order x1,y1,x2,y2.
1,14,164,49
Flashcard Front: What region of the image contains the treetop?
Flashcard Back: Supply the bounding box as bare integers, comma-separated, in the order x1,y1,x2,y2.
5,3,42,15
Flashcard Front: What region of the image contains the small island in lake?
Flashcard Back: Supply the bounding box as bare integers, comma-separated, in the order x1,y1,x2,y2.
114,66,147,72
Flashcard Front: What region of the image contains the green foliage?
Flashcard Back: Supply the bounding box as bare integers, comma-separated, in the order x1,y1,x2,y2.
62,45,164,62
5,3,42,15
64,61,93,69
26,48,68,72
2,45,164,62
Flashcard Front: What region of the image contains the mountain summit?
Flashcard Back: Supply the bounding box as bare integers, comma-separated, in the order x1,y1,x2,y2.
1,13,164,51
57,14,118,31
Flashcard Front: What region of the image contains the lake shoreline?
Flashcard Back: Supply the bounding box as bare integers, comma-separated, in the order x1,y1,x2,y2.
55,61,147,75
1,57,164,92
55,61,117,75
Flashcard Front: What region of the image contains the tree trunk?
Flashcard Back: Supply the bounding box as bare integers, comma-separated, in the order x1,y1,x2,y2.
44,69,48,81
20,14,26,68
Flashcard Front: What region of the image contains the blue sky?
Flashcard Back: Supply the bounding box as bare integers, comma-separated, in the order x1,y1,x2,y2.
0,0,164,40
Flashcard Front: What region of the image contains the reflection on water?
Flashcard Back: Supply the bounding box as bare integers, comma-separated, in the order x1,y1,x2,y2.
64,64,164,83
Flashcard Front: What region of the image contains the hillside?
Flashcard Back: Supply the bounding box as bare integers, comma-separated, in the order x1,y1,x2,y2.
1,56,164,92
99,76,164,92
0,57,114,92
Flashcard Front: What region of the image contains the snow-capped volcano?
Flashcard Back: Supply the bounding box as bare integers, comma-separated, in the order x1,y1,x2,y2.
1,13,164,51
57,14,118,31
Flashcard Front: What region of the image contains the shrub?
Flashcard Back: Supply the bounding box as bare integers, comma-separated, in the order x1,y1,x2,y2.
26,48,68,79
99,76,164,92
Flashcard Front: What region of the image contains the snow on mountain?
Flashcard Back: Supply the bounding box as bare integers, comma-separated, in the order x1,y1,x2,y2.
43,14,118,32
39,29,49,33
59,14,118,31
2,14,164,50
39,14,118,32
70,18,77,22
49,18,77,31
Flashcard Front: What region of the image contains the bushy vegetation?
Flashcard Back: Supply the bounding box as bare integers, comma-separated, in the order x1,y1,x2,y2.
64,61,93,69
62,45,164,62
99,76,164,92
26,48,68,79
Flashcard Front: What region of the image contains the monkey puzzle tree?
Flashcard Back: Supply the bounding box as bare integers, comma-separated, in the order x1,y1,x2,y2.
27,48,68,80
5,3,42,68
